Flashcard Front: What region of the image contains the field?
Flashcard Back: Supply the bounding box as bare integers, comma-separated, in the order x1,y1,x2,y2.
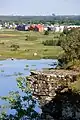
0,29,63,60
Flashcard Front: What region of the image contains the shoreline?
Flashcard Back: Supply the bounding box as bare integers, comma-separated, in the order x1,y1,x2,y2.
0,56,58,61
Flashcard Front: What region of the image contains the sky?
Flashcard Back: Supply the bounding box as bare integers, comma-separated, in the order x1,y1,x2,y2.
0,0,80,16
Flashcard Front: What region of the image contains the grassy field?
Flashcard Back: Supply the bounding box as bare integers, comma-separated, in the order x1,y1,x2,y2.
0,29,63,60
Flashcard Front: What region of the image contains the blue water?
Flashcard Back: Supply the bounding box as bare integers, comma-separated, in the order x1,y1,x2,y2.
0,59,57,114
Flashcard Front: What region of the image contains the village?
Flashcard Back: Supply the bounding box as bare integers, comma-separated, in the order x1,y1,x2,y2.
0,21,80,32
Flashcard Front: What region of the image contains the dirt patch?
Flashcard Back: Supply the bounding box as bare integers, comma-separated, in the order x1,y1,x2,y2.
0,34,19,38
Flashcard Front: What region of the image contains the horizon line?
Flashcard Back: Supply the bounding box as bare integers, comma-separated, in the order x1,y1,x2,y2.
0,14,80,16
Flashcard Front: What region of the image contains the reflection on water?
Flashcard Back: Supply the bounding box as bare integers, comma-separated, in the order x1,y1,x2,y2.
0,59,57,114
0,59,57,95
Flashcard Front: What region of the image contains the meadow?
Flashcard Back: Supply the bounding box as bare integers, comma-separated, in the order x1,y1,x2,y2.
0,29,63,60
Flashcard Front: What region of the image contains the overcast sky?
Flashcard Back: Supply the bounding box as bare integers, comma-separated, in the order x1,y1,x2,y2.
0,0,80,15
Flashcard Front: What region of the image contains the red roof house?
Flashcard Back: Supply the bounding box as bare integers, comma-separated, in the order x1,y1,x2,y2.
34,24,44,32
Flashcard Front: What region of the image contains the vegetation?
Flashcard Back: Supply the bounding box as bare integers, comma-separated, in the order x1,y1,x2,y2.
44,30,49,35
0,77,40,119
0,75,80,119
0,15,80,25
10,44,20,51
0,29,63,60
42,39,60,46
58,28,80,68
25,35,37,41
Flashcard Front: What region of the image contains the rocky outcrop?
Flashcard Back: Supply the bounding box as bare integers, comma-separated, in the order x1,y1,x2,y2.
27,70,80,105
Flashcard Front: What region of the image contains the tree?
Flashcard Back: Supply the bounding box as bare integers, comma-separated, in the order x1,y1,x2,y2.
58,29,80,67
0,77,40,120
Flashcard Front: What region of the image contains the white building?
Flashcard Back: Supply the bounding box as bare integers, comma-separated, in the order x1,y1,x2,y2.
0,24,2,29
59,26,64,32
55,26,60,32
67,25,80,29
44,27,48,31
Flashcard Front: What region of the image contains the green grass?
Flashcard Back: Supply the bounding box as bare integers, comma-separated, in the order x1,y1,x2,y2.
0,29,63,59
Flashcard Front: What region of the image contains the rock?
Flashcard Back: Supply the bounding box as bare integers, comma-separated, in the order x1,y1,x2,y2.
45,97,52,101
53,93,56,97
61,88,69,93
30,71,38,75
29,69,80,104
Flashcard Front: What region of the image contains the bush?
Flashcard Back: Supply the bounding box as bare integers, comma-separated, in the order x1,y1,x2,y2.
10,44,20,51
54,35,59,39
25,35,37,41
63,28,70,35
42,39,60,46
44,30,49,35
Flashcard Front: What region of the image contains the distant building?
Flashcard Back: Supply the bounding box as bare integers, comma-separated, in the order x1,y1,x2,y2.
44,26,48,31
34,24,44,32
28,24,35,31
59,26,64,32
16,25,29,31
13,24,17,29
25,25,29,31
67,25,80,30
52,25,65,32
16,25,25,31
55,26,60,32
28,24,44,32
0,24,2,29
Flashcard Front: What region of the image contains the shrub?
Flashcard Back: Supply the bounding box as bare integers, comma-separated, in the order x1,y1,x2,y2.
42,39,60,46
44,30,49,35
25,35,37,41
54,35,59,39
63,28,70,35
10,44,20,51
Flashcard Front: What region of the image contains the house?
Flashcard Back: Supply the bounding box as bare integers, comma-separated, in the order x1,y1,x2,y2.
44,26,48,31
0,24,2,30
50,24,55,31
13,24,17,29
28,24,35,31
9,25,13,29
34,24,44,32
59,26,64,32
16,24,29,31
55,26,60,32
16,25,25,31
25,25,29,31
67,25,80,30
